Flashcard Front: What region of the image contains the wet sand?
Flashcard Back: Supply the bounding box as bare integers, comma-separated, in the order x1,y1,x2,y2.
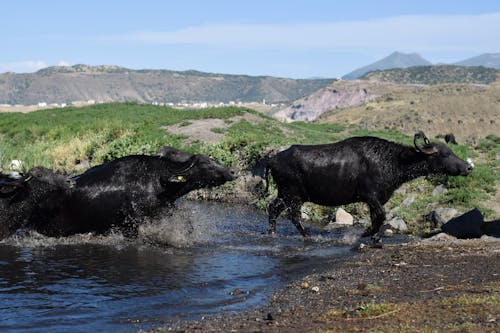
152,236,500,333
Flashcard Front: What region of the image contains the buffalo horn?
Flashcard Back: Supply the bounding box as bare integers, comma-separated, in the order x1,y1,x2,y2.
166,157,197,175
414,131,437,155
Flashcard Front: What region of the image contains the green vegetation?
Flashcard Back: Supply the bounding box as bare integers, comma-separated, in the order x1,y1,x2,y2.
355,301,397,317
0,103,345,171
0,103,243,169
362,65,499,85
0,102,498,232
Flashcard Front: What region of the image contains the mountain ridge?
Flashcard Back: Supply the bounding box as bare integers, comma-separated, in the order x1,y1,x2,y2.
343,52,500,79
0,65,333,105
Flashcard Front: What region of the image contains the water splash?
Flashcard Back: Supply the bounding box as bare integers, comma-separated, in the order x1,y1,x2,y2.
138,203,218,248
1,201,219,249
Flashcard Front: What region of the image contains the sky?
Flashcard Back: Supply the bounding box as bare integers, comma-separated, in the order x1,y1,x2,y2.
1,0,500,78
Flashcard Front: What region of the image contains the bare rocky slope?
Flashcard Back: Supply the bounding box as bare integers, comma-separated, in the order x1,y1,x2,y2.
0,65,333,105
273,80,380,122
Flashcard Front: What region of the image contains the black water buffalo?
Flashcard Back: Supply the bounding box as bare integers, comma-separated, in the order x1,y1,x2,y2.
0,166,72,238
0,147,235,238
263,131,472,238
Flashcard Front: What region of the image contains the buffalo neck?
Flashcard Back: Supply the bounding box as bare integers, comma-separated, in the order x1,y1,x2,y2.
395,146,435,185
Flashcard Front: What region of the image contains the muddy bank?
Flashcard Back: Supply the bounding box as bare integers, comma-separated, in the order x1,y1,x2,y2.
151,237,500,332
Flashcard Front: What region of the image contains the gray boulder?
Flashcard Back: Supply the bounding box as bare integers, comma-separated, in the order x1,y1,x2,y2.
432,184,448,196
427,207,458,228
335,208,354,225
384,217,408,233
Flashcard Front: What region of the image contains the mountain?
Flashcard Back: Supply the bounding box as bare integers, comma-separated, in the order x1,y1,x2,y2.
454,53,500,69
342,52,433,79
361,65,499,85
0,65,334,105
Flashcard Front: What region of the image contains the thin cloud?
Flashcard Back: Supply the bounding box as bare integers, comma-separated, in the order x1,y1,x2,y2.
101,12,500,53
0,60,47,73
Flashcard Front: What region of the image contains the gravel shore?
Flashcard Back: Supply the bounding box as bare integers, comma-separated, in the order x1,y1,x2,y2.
150,236,500,333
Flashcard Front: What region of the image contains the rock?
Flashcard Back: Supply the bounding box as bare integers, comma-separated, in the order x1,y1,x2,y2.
384,217,408,233
424,232,457,242
335,208,354,225
301,282,309,289
432,184,448,196
386,207,399,220
311,286,320,293
383,228,394,236
401,194,416,207
394,184,407,195
427,207,458,228
229,288,245,295
441,208,484,239
353,243,367,251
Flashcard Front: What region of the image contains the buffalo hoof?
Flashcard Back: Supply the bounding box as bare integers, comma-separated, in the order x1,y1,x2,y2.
370,232,384,246
361,228,376,237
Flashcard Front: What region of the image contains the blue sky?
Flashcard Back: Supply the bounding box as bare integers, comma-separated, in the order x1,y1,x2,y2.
1,0,500,78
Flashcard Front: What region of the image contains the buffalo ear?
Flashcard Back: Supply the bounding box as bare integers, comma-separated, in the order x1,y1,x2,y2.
419,145,439,155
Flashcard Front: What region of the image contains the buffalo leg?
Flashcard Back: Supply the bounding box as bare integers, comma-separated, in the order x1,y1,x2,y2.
363,200,386,237
289,201,308,237
268,197,287,234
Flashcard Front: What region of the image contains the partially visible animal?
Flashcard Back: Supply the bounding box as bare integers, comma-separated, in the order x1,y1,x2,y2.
0,167,72,238
0,147,236,239
260,131,472,239
444,133,458,145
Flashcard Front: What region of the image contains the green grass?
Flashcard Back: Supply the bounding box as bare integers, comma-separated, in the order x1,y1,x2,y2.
356,301,397,317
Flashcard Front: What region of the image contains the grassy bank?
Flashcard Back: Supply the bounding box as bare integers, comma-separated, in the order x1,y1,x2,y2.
0,102,498,232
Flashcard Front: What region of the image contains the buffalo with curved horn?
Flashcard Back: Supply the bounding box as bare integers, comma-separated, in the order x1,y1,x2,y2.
259,131,472,240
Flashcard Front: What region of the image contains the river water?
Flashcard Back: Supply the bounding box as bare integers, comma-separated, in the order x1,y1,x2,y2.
0,201,367,332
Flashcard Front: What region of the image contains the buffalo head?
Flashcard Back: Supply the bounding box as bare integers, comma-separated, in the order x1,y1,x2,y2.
158,146,237,193
413,131,472,176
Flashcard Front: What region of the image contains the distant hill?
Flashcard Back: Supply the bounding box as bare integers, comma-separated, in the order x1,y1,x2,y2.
361,65,499,85
454,53,500,69
342,52,432,80
319,81,500,143
0,65,333,105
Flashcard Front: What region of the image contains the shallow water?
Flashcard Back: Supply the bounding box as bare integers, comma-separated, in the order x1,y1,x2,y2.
0,201,368,332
